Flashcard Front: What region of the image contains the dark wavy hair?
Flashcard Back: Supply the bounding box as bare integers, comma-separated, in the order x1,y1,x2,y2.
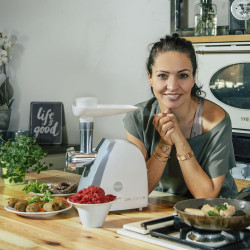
146,33,205,98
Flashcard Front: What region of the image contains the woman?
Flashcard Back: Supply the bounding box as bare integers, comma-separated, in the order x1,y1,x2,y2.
123,33,238,199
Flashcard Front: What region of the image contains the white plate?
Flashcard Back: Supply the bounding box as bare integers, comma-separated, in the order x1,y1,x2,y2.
72,104,137,117
5,204,72,218
33,192,76,198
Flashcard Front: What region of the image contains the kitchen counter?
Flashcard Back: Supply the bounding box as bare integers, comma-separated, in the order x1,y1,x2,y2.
0,170,249,250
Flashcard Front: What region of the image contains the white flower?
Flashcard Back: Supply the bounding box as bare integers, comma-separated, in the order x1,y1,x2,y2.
4,42,12,51
1,57,8,64
1,33,9,40
1,49,7,57
0,32,14,63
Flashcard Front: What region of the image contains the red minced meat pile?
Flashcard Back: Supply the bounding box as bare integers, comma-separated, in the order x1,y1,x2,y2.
68,185,116,204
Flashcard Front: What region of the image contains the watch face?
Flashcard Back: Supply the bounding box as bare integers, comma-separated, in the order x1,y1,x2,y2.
231,0,250,20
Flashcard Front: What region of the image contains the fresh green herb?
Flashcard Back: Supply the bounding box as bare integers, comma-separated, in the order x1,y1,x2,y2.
214,204,228,212
0,135,53,183
207,211,220,217
23,180,50,194
26,194,54,206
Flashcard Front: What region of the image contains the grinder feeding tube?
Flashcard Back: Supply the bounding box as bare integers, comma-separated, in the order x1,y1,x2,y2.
66,97,148,211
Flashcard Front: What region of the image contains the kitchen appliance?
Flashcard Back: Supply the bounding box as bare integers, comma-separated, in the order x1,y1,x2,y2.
118,198,250,249
66,97,148,211
118,215,250,250
194,41,250,163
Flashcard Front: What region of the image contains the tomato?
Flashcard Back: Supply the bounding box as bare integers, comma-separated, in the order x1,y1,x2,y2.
36,201,44,212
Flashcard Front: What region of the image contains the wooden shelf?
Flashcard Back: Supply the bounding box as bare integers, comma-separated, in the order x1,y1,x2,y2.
183,34,250,43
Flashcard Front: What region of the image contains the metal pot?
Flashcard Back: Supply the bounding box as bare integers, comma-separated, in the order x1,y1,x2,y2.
174,198,250,231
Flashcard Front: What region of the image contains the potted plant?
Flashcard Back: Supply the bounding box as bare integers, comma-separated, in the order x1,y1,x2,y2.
0,135,53,185
0,32,14,131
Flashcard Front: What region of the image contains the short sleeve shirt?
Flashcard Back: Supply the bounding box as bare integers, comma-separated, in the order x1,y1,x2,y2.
123,97,238,198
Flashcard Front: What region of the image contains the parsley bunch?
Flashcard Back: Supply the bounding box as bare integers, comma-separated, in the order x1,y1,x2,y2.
0,135,53,183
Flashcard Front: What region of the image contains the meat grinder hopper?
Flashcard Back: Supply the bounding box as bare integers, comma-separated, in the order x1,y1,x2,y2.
66,97,148,211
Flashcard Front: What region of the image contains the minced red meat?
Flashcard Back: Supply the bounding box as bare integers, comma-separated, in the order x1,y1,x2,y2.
68,185,116,204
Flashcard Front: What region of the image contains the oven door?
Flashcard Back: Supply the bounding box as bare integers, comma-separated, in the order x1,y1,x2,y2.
194,42,250,134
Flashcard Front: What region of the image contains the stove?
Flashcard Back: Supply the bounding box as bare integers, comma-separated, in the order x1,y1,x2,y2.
117,215,250,250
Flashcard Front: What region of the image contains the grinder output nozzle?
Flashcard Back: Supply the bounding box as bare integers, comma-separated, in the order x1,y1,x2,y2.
66,147,97,170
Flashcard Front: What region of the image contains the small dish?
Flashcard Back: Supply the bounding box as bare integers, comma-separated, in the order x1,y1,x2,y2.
67,199,115,227
5,204,72,218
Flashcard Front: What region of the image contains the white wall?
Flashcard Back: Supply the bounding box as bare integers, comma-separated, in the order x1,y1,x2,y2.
0,0,170,146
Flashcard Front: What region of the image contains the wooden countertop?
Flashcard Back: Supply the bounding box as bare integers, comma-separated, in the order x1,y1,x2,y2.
0,170,249,249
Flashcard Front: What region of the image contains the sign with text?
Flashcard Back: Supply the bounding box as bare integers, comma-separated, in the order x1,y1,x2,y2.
30,102,63,144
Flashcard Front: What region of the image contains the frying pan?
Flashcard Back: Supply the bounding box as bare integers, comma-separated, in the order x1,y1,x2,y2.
174,198,250,231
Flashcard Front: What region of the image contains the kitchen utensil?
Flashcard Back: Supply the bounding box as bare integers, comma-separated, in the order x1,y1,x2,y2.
66,97,148,211
120,215,175,235
140,215,175,230
174,198,250,231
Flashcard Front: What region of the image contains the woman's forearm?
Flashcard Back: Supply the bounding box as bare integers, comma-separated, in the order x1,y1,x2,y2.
146,143,172,194
146,156,167,193
174,137,223,198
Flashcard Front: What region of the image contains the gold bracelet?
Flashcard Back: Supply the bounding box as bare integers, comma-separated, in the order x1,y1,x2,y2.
153,151,170,162
176,150,194,161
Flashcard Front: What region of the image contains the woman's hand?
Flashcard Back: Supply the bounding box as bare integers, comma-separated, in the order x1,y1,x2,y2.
153,109,175,146
153,109,185,146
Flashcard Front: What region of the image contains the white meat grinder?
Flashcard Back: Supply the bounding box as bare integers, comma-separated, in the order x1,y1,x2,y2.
66,97,148,211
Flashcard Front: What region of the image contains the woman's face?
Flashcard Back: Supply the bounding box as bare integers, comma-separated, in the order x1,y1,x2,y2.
148,51,195,111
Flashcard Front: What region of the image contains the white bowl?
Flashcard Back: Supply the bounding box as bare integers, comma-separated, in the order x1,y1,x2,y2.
67,199,114,228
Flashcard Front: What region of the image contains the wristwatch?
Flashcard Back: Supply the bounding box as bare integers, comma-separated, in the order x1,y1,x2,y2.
177,150,194,161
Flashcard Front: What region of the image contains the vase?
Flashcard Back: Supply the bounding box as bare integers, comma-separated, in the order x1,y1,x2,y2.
0,63,14,128
2,168,26,186
194,0,217,36
0,109,11,130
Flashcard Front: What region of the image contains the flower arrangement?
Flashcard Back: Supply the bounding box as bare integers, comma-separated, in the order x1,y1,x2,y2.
0,32,14,110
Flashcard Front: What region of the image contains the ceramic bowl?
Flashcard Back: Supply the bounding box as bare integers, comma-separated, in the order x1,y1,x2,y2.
67,199,115,228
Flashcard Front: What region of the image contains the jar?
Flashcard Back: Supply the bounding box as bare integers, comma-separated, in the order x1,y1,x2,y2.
194,0,217,36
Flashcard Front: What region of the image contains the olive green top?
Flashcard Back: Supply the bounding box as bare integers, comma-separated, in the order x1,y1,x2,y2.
123,97,238,198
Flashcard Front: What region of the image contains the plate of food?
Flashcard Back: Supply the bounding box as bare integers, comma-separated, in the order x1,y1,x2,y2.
23,180,78,197
5,196,72,218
